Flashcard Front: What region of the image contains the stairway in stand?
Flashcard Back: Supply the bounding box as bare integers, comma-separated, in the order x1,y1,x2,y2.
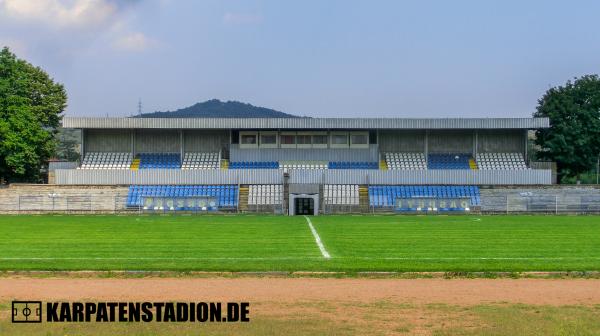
469,159,478,170
379,160,388,170
359,185,370,212
130,157,140,170
238,185,249,212
221,159,229,170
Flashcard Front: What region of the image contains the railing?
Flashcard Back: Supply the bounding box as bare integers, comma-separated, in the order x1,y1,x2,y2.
55,168,553,185
1,192,598,214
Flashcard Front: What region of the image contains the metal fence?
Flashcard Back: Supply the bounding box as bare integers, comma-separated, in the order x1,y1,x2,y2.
481,195,600,214
2,191,599,214
55,168,553,185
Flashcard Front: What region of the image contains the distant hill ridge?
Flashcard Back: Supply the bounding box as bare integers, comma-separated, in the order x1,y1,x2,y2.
136,99,301,118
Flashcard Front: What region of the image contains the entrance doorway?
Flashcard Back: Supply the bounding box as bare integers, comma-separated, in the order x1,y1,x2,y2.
289,193,319,216
294,197,314,215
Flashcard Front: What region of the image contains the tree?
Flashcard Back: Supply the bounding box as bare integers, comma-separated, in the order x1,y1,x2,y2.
0,47,67,183
534,75,600,182
55,128,81,162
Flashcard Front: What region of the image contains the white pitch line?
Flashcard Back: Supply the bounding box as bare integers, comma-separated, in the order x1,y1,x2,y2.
348,257,600,260
2,256,600,261
0,257,325,261
304,216,331,259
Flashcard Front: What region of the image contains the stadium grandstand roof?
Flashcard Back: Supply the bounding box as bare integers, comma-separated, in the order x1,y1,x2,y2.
62,117,549,129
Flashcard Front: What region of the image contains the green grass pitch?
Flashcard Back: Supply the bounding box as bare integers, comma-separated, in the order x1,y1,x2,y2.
0,214,599,272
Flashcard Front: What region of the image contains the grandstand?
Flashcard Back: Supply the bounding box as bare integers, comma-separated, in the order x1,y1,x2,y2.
34,117,564,215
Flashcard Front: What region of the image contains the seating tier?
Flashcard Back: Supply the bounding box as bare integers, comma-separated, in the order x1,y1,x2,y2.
324,185,359,205
248,185,283,205
229,162,279,169
328,162,378,169
369,185,480,207
138,153,181,169
427,154,472,169
182,152,219,169
476,153,527,170
279,161,328,170
126,185,238,208
385,153,427,170
80,152,132,169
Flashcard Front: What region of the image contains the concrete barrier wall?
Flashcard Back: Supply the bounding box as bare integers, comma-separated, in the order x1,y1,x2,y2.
55,169,553,185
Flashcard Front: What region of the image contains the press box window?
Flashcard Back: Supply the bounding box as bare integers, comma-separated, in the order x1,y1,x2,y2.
330,132,348,148
312,134,328,148
350,132,369,148
280,133,296,148
296,134,312,148
239,132,258,148
260,132,278,148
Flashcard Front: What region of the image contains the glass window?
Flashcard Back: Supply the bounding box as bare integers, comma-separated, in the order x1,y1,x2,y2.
331,134,348,145
350,134,368,145
280,134,296,145
312,135,328,145
260,134,277,145
241,134,257,145
297,135,311,145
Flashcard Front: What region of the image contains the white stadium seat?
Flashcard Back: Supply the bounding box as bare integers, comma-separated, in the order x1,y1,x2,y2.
79,152,132,169
279,161,329,170
181,152,219,169
476,153,527,170
384,153,427,170
323,185,359,205
248,185,283,205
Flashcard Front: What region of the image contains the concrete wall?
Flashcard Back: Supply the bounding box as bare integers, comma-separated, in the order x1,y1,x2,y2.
378,130,425,152
55,168,553,185
477,130,524,153
84,129,131,152
428,130,473,154
81,128,528,157
184,130,228,153
230,144,379,162
135,130,179,153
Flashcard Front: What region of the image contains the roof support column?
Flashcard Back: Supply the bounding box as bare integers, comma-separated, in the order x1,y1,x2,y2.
180,129,184,162
524,129,528,164
473,130,478,157
424,130,429,157
81,129,85,162
132,130,136,156
130,131,134,157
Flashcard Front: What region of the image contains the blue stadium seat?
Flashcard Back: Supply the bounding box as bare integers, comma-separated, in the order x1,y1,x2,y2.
328,162,379,169
229,161,279,169
427,154,471,169
138,153,181,169
368,185,480,211
126,185,239,210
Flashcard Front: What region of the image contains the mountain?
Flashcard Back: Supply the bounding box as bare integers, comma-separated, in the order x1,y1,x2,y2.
136,99,301,118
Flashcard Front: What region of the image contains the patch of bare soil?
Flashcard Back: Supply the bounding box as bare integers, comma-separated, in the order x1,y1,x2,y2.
1,278,599,305
1,278,599,335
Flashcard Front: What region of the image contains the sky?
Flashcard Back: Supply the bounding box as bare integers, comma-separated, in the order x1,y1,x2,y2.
1,0,599,118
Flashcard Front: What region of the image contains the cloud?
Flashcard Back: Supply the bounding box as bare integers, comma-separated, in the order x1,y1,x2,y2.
0,0,156,54
223,12,263,25
112,31,156,52
0,0,117,29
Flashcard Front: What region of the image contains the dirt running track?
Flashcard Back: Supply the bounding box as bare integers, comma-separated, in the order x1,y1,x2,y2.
1,278,600,305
